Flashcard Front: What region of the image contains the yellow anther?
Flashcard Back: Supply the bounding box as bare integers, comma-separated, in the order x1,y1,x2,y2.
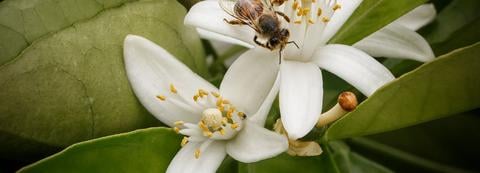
222,99,230,104
292,1,299,9
231,123,239,129
294,20,302,24
217,105,225,112
333,4,341,11
181,137,189,147
222,117,228,124
199,121,209,131
169,84,177,94
312,0,316,2
296,9,302,16
302,8,310,16
156,95,166,101
194,148,201,159
193,95,199,102
174,121,184,126
317,8,322,16
198,89,209,97
322,17,330,23
219,128,226,135
216,98,223,107
211,92,220,98
308,18,314,24
203,131,213,137
238,112,246,119
173,127,180,133
226,111,233,119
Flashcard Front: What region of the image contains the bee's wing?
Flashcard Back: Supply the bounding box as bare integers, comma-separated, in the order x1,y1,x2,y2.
219,0,261,32
219,0,239,18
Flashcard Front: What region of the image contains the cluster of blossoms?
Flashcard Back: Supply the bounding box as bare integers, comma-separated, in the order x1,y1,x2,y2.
124,0,436,172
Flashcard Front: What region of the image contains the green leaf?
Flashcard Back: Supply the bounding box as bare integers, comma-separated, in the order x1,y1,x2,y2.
422,0,480,44
421,0,480,55
0,0,136,65
0,0,206,160
329,0,428,45
327,141,393,173
361,112,480,172
325,42,480,140
18,127,182,172
238,141,391,173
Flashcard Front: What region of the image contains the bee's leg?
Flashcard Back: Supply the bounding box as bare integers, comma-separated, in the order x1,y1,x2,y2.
253,35,269,49
278,50,282,64
275,11,290,23
223,18,247,25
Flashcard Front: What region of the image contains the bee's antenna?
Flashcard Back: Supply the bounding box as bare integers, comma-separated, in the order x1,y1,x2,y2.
288,41,299,49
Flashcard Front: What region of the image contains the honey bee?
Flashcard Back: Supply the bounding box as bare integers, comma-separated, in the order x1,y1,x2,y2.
220,0,298,63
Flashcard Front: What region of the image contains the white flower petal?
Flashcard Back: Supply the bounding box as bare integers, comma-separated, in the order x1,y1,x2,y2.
123,35,218,126
185,1,256,47
279,61,323,140
354,23,435,62
166,141,226,173
196,28,255,49
394,4,436,31
226,121,288,163
312,44,394,96
248,74,280,126
219,48,279,116
318,0,363,45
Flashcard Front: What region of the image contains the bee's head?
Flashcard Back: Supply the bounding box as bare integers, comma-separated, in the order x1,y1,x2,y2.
267,29,290,49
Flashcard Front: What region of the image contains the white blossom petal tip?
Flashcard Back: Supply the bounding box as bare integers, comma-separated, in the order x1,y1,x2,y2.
226,121,288,163
279,61,323,140
123,35,218,126
313,45,394,96
354,23,435,62
166,141,227,173
395,3,437,31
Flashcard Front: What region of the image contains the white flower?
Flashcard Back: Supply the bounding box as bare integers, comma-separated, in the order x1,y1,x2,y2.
123,35,288,173
185,0,436,139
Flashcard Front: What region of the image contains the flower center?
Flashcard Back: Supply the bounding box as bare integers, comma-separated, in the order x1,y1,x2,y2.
289,0,341,25
155,84,246,159
201,108,223,130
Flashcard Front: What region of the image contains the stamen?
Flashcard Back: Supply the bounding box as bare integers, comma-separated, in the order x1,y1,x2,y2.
194,148,201,159
203,131,213,137
308,18,314,24
231,123,239,129
211,91,220,98
322,17,330,23
193,95,199,102
156,95,166,101
219,128,226,135
198,89,209,97
181,137,189,147
222,117,228,125
198,121,209,132
174,121,184,126
333,4,341,11
302,8,310,16
237,112,246,119
317,8,322,16
169,84,177,94
292,1,299,10
294,20,302,24
173,127,180,133
222,99,230,104
216,98,223,107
